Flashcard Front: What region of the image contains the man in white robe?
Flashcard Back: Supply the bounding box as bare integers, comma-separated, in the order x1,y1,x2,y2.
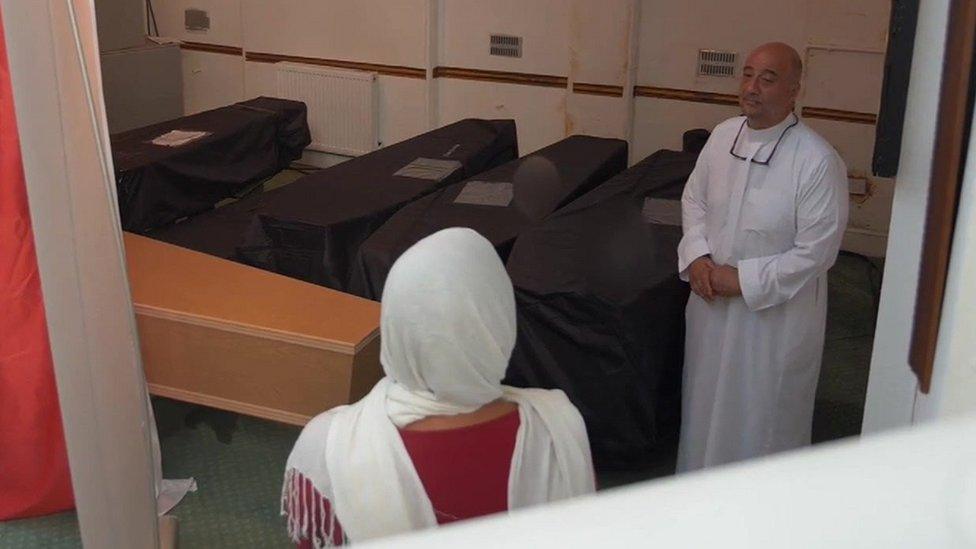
676,42,849,471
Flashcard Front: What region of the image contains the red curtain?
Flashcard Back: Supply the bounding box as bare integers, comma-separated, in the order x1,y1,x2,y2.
0,6,75,520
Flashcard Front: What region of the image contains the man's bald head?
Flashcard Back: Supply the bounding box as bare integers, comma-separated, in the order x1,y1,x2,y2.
739,42,803,128
749,42,803,84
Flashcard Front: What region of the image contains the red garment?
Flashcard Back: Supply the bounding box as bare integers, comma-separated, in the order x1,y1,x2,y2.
295,410,519,546
0,6,75,520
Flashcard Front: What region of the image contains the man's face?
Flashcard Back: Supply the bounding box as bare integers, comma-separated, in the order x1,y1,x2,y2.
739,48,799,129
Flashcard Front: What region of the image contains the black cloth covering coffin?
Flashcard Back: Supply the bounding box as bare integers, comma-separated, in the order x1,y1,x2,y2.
148,189,267,261
235,119,518,292
112,96,310,233
152,119,518,274
503,147,701,468
350,135,629,300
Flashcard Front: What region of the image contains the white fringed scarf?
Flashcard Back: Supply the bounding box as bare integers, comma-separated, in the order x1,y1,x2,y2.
282,228,594,545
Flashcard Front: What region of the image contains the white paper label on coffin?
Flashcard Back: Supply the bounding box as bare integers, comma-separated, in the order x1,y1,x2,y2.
150,129,210,147
642,197,683,226
393,157,463,181
454,181,514,207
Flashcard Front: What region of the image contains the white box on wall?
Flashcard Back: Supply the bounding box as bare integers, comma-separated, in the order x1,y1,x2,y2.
101,43,183,134
93,0,146,51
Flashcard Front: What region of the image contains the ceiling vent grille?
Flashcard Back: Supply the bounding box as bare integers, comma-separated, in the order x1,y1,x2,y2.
490,34,523,58
697,49,737,77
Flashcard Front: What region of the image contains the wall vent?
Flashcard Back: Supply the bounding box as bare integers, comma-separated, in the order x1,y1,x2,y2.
184,9,210,31
697,49,737,77
490,34,522,58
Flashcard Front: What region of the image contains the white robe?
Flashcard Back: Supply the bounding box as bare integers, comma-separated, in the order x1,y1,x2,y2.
676,114,849,472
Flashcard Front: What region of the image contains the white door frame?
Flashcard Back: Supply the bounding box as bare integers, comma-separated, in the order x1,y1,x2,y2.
2,0,158,546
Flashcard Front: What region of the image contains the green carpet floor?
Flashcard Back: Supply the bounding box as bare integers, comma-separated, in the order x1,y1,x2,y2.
0,249,881,548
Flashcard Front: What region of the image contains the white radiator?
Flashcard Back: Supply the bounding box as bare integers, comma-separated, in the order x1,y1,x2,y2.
275,62,378,157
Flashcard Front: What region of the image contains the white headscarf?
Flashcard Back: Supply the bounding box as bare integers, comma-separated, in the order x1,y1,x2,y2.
283,228,594,546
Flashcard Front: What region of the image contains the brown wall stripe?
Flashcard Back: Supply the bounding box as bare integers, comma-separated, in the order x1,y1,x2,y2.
245,51,427,79
433,66,567,88
180,41,243,56
634,86,739,106
634,86,878,124
572,82,624,97
801,107,878,125
174,48,881,127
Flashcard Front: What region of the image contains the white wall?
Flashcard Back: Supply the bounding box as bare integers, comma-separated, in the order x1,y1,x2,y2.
861,0,951,433
437,79,567,156
153,0,244,115
154,0,243,46
441,0,569,77
636,1,806,96
633,0,891,257
438,0,632,153
147,0,892,255
242,0,427,67
182,49,243,115
153,0,431,145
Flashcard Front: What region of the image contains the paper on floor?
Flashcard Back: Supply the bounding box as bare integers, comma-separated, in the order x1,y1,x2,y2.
157,478,198,516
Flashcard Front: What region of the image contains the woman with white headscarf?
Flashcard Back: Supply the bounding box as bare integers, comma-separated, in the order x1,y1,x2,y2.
282,227,595,546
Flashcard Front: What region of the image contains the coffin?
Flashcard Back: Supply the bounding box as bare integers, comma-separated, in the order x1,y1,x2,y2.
504,148,700,466
123,232,381,425
350,135,627,299
112,97,310,233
